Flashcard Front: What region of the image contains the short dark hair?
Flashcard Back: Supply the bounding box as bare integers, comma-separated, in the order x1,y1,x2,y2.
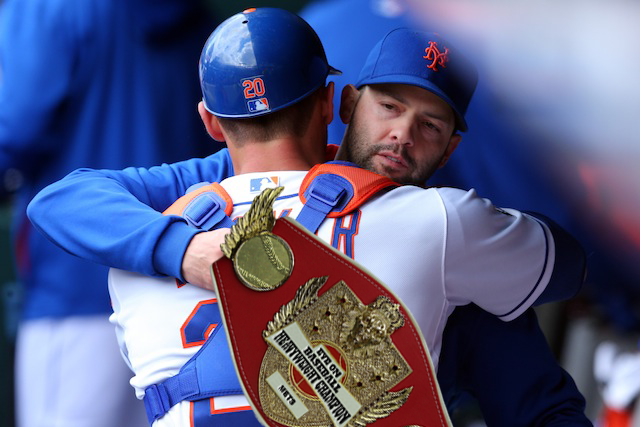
217,87,325,146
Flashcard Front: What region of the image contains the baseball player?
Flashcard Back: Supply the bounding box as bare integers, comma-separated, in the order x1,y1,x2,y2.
28,8,586,426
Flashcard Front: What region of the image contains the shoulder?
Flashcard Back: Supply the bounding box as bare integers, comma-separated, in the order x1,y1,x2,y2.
161,149,233,182
373,185,472,211
435,187,488,206
203,148,233,165
367,185,514,225
433,187,522,224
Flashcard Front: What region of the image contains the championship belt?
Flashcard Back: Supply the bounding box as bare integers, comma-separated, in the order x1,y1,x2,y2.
210,187,451,427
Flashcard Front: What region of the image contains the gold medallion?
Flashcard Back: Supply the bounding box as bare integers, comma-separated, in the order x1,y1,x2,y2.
234,233,294,291
221,186,294,291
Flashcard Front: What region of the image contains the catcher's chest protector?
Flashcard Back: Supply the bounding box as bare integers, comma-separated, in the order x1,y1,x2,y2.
144,163,398,424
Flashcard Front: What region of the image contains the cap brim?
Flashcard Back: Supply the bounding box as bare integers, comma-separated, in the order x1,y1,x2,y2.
357,74,468,132
328,65,342,76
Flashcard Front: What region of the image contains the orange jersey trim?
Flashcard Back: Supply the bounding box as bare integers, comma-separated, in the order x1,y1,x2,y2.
180,298,218,348
299,163,399,218
210,397,252,414
162,183,233,217
325,143,339,161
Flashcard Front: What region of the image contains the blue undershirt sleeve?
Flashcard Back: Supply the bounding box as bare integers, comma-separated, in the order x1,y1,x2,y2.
438,305,592,426
27,149,234,280
526,211,587,305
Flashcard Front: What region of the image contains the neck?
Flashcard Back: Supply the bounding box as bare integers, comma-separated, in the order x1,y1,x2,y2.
229,138,326,175
335,143,349,162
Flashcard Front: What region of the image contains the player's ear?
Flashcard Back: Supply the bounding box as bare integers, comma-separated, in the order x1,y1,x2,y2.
438,134,462,168
339,84,359,124
198,101,225,142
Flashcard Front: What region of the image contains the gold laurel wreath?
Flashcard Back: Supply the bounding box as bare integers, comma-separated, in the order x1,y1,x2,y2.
263,276,328,338
261,235,288,273
221,186,284,259
351,387,413,426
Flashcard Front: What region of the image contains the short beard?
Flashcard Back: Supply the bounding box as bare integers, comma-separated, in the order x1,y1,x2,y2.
342,113,442,186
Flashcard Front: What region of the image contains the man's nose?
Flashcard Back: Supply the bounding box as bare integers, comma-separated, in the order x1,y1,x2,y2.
389,118,413,147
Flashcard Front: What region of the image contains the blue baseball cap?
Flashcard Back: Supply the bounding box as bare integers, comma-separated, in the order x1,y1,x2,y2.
356,28,478,132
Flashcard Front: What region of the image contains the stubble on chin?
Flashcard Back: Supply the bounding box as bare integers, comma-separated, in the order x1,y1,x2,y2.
342,121,437,186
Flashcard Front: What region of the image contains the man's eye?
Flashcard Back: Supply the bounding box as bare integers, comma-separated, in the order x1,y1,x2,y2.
381,103,395,110
423,121,439,132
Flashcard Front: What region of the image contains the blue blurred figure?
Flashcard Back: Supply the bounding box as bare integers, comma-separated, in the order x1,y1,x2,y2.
0,0,218,425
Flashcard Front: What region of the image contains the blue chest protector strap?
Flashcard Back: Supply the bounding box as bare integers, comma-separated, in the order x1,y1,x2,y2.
162,182,234,230
296,172,352,233
146,183,240,425
143,324,243,424
145,167,397,424
297,162,398,233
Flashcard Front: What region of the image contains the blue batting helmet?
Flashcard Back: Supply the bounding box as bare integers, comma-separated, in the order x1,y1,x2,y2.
199,7,341,118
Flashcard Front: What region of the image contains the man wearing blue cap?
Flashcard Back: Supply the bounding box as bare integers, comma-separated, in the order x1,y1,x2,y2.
332,27,591,426
333,28,592,426
334,29,476,186
27,8,587,426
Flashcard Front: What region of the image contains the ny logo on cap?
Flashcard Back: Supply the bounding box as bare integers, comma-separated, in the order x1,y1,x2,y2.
423,41,449,72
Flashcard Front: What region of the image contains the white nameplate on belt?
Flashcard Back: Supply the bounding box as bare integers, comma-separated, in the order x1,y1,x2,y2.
266,371,309,419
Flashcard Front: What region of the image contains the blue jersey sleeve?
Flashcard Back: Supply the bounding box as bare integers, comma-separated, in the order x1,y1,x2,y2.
27,149,234,281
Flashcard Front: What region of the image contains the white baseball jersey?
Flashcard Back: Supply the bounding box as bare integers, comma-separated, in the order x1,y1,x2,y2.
109,169,554,426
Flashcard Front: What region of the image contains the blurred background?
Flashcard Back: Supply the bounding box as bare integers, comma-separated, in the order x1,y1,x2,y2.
2,0,639,426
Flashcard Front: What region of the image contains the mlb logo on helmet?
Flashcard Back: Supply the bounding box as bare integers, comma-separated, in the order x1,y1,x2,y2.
248,98,270,113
